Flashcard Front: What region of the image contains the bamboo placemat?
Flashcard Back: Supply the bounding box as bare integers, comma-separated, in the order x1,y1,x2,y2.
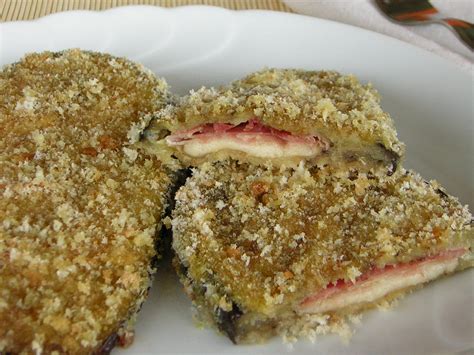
0,0,292,22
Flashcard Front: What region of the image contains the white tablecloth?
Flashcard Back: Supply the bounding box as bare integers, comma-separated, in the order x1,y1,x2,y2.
284,0,473,72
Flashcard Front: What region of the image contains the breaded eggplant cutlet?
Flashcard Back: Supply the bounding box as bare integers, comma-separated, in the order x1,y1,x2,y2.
172,161,473,344
142,69,404,174
0,50,173,353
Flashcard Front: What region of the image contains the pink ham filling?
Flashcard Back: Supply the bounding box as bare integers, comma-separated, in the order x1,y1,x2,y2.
166,118,329,149
298,248,467,313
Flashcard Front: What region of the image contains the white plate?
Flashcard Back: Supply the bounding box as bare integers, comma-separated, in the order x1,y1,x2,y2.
1,6,473,354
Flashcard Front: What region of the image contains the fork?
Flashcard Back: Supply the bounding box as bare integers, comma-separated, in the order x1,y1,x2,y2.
374,0,473,51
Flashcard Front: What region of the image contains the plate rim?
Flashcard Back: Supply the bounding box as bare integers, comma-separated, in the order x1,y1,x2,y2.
1,4,469,76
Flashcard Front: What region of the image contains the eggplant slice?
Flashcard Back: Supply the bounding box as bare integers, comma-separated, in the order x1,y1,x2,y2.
171,161,472,344
0,50,174,354
141,69,405,174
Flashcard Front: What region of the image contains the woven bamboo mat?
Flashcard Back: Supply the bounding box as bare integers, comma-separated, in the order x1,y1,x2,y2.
0,0,292,21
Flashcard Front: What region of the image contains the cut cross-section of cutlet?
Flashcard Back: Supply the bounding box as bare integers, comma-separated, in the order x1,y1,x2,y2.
0,49,173,354
171,161,473,344
142,69,404,174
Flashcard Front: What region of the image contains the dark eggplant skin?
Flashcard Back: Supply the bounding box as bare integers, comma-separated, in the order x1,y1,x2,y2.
156,168,192,260
216,303,243,344
387,157,398,176
96,333,118,355
175,258,244,345
436,188,449,199
377,143,400,176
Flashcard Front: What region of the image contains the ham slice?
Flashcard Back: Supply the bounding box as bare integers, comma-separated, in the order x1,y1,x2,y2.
165,119,329,159
298,249,466,314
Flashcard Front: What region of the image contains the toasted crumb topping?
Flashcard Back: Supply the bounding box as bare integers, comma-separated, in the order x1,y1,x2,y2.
172,161,472,316
151,69,405,157
0,49,172,353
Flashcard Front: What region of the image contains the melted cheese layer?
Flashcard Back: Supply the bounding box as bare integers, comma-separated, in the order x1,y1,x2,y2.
180,136,323,159
298,254,461,314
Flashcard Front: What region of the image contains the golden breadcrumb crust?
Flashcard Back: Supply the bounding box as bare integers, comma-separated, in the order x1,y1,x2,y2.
0,50,172,354
172,161,472,320
145,69,404,168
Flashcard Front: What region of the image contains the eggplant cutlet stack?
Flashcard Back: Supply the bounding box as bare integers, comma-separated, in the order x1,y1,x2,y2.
0,50,173,353
172,161,473,344
164,68,473,344
142,68,404,174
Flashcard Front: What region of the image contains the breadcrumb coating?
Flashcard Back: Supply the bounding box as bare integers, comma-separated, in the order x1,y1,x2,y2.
0,50,172,353
172,161,472,341
145,69,404,170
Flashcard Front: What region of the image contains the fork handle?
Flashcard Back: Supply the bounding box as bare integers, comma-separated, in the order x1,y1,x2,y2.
440,18,474,51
